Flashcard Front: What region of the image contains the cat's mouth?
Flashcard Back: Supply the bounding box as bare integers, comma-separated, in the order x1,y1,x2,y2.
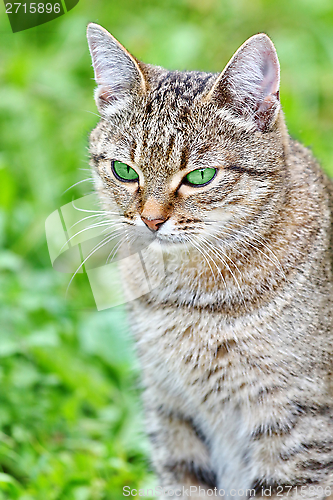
154,235,189,250
130,224,189,248
142,231,188,248
128,218,185,240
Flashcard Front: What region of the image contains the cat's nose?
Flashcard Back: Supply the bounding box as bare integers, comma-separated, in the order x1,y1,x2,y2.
141,217,166,232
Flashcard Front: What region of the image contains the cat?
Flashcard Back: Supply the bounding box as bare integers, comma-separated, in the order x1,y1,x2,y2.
86,23,333,499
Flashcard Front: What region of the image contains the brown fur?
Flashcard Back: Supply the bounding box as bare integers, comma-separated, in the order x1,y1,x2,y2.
87,24,333,499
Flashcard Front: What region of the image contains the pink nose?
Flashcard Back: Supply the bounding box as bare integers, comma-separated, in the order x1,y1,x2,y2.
141,217,165,232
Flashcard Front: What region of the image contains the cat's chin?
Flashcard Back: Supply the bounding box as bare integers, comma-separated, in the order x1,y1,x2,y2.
132,225,186,244
155,233,189,247
125,228,186,255
155,240,186,252
133,233,189,253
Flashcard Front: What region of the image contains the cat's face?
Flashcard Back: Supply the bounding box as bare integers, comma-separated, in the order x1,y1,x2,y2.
87,24,287,253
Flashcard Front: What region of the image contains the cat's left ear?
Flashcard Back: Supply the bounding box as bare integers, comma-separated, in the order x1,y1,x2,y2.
205,34,280,132
87,23,147,116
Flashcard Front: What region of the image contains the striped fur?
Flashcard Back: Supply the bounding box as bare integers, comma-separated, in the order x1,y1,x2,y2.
87,25,333,499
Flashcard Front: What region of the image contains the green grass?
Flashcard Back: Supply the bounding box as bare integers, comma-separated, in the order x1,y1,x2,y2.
1,0,333,497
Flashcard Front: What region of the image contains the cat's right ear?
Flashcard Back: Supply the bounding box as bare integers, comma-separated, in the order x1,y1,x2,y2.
87,23,146,116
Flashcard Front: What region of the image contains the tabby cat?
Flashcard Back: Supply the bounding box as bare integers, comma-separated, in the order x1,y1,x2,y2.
86,23,333,499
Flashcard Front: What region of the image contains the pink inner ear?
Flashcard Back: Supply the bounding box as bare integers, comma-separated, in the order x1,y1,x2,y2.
260,51,280,98
255,92,280,132
259,92,279,110
98,86,115,103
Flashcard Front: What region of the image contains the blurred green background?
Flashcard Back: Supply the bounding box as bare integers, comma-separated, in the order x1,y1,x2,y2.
1,0,333,498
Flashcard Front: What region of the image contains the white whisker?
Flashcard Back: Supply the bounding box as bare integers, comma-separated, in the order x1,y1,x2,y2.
200,235,240,290
204,218,285,279
65,230,125,295
63,178,94,194
186,235,220,288
59,220,124,254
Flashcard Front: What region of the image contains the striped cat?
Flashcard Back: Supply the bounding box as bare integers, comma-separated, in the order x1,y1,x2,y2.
87,23,333,499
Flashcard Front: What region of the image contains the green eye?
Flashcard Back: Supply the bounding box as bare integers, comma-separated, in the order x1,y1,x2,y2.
112,160,139,182
185,167,216,186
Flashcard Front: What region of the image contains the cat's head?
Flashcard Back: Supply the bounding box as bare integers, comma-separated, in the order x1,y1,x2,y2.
87,24,287,254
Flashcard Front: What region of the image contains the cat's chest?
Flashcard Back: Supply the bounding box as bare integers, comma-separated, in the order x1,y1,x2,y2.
129,300,280,414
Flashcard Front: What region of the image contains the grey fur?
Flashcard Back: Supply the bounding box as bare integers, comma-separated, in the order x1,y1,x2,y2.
87,24,333,499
